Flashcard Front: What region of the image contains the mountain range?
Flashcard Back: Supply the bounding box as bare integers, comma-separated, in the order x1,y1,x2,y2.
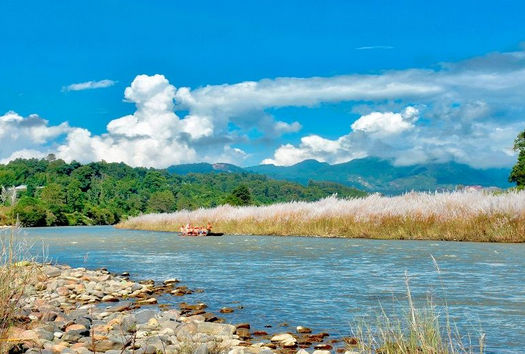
168,157,514,194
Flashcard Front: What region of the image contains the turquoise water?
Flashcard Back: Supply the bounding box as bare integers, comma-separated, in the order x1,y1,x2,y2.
20,226,525,353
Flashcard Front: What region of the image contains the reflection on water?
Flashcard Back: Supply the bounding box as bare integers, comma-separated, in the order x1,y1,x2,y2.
21,226,525,354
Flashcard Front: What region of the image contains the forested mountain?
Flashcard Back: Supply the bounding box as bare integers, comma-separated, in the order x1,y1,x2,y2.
0,157,366,227
166,157,513,194
247,157,513,194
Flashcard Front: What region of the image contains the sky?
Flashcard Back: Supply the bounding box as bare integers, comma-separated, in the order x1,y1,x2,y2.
1,0,525,169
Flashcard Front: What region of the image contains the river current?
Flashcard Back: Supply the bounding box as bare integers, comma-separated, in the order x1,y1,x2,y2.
21,226,525,353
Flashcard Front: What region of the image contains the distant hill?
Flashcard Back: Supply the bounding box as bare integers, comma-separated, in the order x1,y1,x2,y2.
247,157,513,194
167,162,244,175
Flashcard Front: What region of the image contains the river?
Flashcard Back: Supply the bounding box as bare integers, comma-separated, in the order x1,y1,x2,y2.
20,226,525,353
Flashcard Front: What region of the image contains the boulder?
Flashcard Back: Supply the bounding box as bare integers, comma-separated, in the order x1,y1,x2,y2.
133,309,156,324
197,322,235,337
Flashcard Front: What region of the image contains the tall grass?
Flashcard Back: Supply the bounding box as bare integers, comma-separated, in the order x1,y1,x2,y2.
353,271,484,354
0,188,39,352
118,190,525,242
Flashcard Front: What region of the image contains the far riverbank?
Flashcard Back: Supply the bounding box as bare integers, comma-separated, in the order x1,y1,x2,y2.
117,191,525,243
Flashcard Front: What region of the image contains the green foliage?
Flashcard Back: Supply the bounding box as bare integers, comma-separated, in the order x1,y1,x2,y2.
509,129,525,187
147,190,176,213
226,185,252,206
13,197,47,227
0,158,367,226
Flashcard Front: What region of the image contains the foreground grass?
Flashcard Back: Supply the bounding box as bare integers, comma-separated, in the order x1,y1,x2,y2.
0,190,39,352
118,191,525,242
353,273,484,354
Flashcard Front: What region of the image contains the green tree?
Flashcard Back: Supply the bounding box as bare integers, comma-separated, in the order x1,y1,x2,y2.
40,183,66,206
226,185,253,206
66,179,84,212
147,190,176,213
14,197,47,227
509,129,525,187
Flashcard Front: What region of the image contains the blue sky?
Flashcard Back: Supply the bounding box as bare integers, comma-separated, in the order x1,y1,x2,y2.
1,1,525,168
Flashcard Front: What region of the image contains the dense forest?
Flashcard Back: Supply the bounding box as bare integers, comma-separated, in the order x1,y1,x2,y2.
0,156,367,227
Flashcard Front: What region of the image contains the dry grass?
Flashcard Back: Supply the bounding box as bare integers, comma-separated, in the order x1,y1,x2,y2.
353,271,485,354
118,190,525,242
0,189,39,352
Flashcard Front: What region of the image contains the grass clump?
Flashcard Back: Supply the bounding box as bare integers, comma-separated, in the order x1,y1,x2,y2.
0,188,39,352
352,270,484,354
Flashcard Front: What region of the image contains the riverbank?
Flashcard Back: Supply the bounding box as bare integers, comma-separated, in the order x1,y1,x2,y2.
5,263,354,354
117,191,525,243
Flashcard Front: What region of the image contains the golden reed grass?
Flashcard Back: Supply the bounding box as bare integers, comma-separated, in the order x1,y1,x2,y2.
117,191,525,242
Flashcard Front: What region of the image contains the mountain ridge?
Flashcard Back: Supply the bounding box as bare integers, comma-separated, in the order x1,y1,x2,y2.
167,157,513,194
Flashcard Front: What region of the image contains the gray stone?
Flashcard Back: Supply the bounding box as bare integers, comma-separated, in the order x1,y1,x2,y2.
195,343,208,354
135,309,157,324
131,283,143,292
121,315,137,333
197,322,235,337
34,328,55,341
62,329,89,342
45,266,62,277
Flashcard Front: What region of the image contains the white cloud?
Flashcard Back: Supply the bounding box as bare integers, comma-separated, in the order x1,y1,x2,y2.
62,79,117,92
0,111,71,161
2,48,525,169
351,107,418,138
355,46,394,50
264,106,521,168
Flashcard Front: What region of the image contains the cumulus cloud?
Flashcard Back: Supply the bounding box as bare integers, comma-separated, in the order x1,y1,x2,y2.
62,79,117,92
264,106,521,168
2,48,525,168
0,111,71,163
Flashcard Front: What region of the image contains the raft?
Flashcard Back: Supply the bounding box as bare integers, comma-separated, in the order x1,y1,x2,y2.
179,231,224,237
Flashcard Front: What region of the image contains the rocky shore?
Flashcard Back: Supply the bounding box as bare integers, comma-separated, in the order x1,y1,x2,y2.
7,264,358,354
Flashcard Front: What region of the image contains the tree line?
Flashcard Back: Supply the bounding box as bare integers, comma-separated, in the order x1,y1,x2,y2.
0,156,367,227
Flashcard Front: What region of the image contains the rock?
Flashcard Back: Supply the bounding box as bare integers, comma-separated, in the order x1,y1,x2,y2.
297,326,312,334
180,302,207,311
135,309,157,324
121,272,130,276
107,301,132,312
271,333,297,347
45,267,62,277
62,329,88,342
131,283,143,292
94,339,123,352
314,344,333,350
164,278,179,285
34,328,54,341
202,313,218,322
296,350,310,354
343,337,359,346
65,324,87,332
220,307,234,313
56,287,69,296
252,331,268,336
41,311,58,322
228,349,245,354
102,295,118,302
197,322,236,337
195,343,208,354
236,328,251,339
137,297,157,305
312,351,331,354
236,323,250,329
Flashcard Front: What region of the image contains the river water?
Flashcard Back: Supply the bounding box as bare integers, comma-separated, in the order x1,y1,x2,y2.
20,226,525,353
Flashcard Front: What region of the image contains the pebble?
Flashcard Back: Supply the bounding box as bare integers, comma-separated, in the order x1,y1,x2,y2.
6,263,303,354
